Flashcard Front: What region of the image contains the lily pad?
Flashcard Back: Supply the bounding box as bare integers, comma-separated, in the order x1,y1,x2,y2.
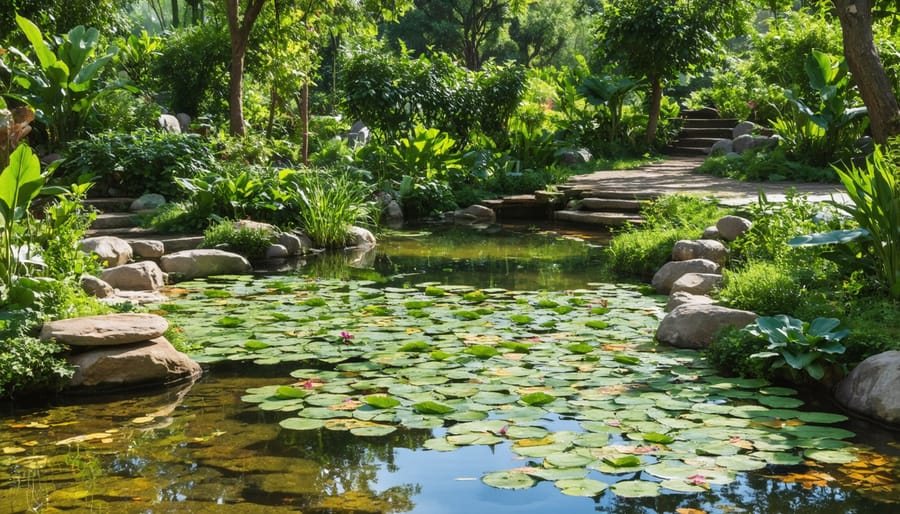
610,480,660,498
554,478,608,497
804,449,859,464
279,418,326,431
482,471,537,490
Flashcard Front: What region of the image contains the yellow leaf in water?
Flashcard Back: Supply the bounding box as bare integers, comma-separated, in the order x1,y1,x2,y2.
131,416,155,424
101,438,114,444
405,328,421,335
512,437,555,448
676,509,708,514
105,428,119,434
2,446,26,454
22,440,39,447
25,422,49,429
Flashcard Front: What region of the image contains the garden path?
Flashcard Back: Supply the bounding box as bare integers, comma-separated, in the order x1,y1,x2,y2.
564,156,847,206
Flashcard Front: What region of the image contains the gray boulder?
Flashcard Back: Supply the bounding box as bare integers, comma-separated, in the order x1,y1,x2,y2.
665,291,714,312
382,200,404,228
67,337,201,388
672,239,729,266
651,259,720,294
129,239,165,259
102,261,166,291
130,193,166,211
558,148,592,166
266,244,289,259
175,113,191,132
716,215,752,242
732,134,755,154
160,249,252,279
80,236,133,267
670,272,723,296
233,219,278,237
40,313,168,347
454,204,496,225
732,121,757,138
702,225,720,240
277,232,308,256
656,304,757,349
347,226,376,248
157,114,181,134
835,351,900,425
81,275,115,299
709,139,733,156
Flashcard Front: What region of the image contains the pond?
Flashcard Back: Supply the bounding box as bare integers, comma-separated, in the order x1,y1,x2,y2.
2,224,899,513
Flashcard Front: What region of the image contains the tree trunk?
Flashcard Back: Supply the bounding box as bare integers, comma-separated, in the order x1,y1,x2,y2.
832,0,900,144
225,0,267,137
646,76,662,147
301,80,310,166
171,0,180,27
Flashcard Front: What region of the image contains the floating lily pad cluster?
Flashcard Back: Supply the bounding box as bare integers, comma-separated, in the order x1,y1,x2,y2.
156,276,860,499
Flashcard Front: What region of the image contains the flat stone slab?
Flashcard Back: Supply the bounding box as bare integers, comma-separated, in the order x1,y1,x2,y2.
581,198,645,212
554,210,643,227
40,313,168,346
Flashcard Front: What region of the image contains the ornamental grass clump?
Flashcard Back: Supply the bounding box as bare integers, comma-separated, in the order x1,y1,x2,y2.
287,168,375,248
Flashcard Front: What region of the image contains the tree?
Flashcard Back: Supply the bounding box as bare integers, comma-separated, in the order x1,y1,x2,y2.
595,0,753,146
508,0,579,67
830,0,900,144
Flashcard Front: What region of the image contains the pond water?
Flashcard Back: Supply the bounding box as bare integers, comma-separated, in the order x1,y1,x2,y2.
2,224,899,513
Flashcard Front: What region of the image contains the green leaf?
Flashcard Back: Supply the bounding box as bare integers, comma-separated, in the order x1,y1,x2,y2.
603,455,641,468
520,392,555,406
399,341,431,352
244,340,270,350
554,478,608,497
279,418,325,431
585,320,609,329
642,432,674,444
464,345,499,358
15,15,56,70
0,144,44,222
613,354,641,365
804,449,858,464
482,471,537,490
610,480,660,498
364,395,401,409
413,401,454,415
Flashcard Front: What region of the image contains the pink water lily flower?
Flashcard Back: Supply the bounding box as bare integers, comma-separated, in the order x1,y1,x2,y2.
340,331,355,343
687,474,708,486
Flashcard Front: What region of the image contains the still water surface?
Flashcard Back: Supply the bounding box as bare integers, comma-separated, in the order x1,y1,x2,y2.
1,224,898,513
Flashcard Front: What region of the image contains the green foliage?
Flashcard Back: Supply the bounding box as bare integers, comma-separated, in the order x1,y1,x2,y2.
287,168,375,248
697,149,837,183
687,67,784,124
718,261,805,316
746,315,849,383
391,126,461,180
58,130,215,199
154,23,229,116
5,15,125,148
577,74,643,145
606,195,725,279
398,175,458,219
0,336,73,398
202,220,274,260
771,50,868,167
706,326,771,380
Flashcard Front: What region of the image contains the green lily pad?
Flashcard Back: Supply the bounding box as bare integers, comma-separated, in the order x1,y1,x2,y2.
526,467,588,481
279,418,326,431
804,449,859,464
715,455,767,471
350,424,397,437
545,451,596,468
482,471,537,490
660,479,708,493
464,345,499,358
413,401,455,415
520,392,556,406
603,455,641,468
610,480,660,498
554,478,608,497
423,438,458,452
758,396,805,408
364,395,401,409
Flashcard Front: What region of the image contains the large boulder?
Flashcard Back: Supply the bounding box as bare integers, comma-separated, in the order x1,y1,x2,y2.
81,275,115,299
347,226,377,248
160,249,252,279
656,304,757,349
732,121,757,138
40,313,168,347
130,193,166,211
454,204,496,225
67,337,201,388
101,261,166,291
80,236,133,267
129,239,165,259
835,351,900,426
651,259,720,294
672,239,729,266
278,232,309,256
709,139,733,156
716,215,752,242
670,272,723,296
157,114,181,133
665,291,714,312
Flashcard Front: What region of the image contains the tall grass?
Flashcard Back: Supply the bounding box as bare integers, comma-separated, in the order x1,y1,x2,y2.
288,168,375,248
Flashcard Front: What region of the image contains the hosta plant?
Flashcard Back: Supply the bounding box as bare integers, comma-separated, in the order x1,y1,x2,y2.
746,315,849,384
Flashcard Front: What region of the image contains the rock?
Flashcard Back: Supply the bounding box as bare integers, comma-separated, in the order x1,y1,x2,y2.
175,113,191,132
80,236,133,267
348,244,376,268
665,291,714,312
656,304,757,349
670,273,723,296
40,313,168,347
277,232,307,256
709,139,733,156
344,120,370,146
100,290,168,305
81,275,115,299
347,226,376,248
233,219,278,237
102,261,166,291
382,200,404,228
454,204,496,225
130,193,166,211
732,134,755,154
651,259,720,294
732,121,757,138
266,244,289,259
672,239,729,266
716,215,753,242
67,337,201,388
702,225,720,239
835,351,900,425
129,239,165,259
734,134,777,153
157,114,181,134
557,148,592,166
160,249,252,280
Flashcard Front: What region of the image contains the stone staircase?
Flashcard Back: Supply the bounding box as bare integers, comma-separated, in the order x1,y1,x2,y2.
85,198,203,253
666,108,738,156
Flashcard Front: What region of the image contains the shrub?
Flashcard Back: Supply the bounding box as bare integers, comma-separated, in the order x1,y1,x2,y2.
57,130,215,199
202,220,274,260
705,326,771,379
285,168,375,247
718,260,805,316
0,336,73,398
697,149,837,183
154,24,229,117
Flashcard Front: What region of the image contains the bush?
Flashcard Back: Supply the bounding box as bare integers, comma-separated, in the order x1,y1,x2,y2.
285,168,375,247
0,336,73,398
697,149,837,183
154,24,229,117
202,220,274,260
705,326,771,379
718,260,806,316
57,130,215,199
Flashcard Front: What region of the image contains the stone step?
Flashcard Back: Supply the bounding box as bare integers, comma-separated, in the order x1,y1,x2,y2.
678,127,735,138
90,212,142,230
84,197,137,212
86,226,159,238
662,146,710,157
672,137,731,147
554,210,643,227
680,107,722,119
681,118,739,129
558,186,662,201
580,198,645,212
